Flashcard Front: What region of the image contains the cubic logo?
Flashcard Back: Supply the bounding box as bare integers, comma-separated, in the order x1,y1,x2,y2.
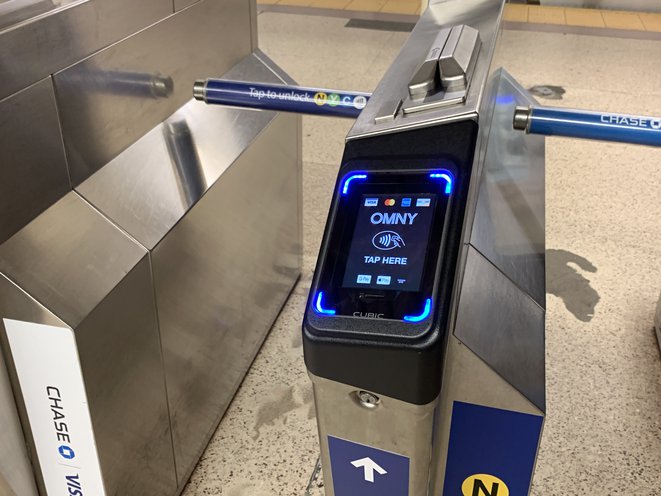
59,445,76,460
462,474,509,496
372,231,405,250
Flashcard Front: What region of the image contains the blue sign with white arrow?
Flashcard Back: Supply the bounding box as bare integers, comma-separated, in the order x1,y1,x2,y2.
328,435,409,495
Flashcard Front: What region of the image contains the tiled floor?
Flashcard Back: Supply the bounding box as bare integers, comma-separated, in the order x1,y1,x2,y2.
182,10,661,496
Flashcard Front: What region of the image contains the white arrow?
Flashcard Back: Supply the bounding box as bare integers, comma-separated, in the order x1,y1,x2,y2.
350,457,387,483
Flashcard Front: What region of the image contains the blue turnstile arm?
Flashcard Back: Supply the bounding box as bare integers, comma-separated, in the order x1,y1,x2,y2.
192,80,661,147
193,79,371,118
513,105,661,147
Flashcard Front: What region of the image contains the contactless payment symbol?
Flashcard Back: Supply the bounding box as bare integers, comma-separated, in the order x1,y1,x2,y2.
314,92,328,106
372,231,405,250
328,436,409,496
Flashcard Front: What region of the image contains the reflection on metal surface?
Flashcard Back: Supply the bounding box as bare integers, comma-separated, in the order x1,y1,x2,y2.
528,84,566,100
154,112,300,483
0,193,177,494
55,0,251,186
309,373,437,496
469,69,546,307
78,52,302,486
455,247,545,411
77,99,277,249
547,249,600,322
0,0,65,30
68,70,174,98
0,0,171,100
163,120,206,205
0,77,70,246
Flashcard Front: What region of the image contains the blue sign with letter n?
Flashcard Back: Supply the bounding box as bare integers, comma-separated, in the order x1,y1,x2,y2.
328,435,409,496
443,401,543,496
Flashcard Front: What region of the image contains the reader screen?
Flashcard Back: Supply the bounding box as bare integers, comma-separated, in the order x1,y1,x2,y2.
342,193,437,292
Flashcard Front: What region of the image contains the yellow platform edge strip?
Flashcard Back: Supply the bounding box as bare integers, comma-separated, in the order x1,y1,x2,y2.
258,2,661,33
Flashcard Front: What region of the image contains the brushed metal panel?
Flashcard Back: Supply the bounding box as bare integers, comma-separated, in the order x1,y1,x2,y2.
252,50,298,86
76,54,292,249
0,192,146,328
0,197,176,495
249,0,258,51
0,77,70,245
454,246,545,411
153,113,301,482
55,0,251,186
174,0,198,11
430,334,544,495
469,69,546,306
0,0,79,31
310,373,437,496
76,102,277,250
77,256,176,495
0,0,172,100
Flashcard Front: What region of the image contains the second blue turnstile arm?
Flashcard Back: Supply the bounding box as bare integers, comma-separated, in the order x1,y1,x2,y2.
193,79,371,118
513,105,661,147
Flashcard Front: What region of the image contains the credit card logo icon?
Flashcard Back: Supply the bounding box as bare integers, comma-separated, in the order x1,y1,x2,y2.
376,275,391,285
384,199,396,207
401,198,411,207
357,274,372,284
416,198,431,207
364,198,378,207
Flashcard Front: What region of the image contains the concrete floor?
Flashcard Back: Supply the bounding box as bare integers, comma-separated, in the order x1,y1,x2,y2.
182,12,661,496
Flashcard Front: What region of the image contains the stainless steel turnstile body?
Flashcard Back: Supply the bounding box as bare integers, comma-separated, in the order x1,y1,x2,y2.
0,1,300,494
305,1,546,494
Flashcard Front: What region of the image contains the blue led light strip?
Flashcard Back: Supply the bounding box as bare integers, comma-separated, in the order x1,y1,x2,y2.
341,174,367,195
314,292,336,315
403,298,432,323
429,171,454,194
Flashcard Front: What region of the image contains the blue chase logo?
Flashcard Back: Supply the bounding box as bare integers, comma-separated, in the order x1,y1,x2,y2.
58,445,76,460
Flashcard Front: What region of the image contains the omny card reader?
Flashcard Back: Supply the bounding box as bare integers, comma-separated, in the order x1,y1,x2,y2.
303,1,547,495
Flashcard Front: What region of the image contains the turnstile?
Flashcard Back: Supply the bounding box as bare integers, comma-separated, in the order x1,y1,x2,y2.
193,0,661,493
301,1,546,495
